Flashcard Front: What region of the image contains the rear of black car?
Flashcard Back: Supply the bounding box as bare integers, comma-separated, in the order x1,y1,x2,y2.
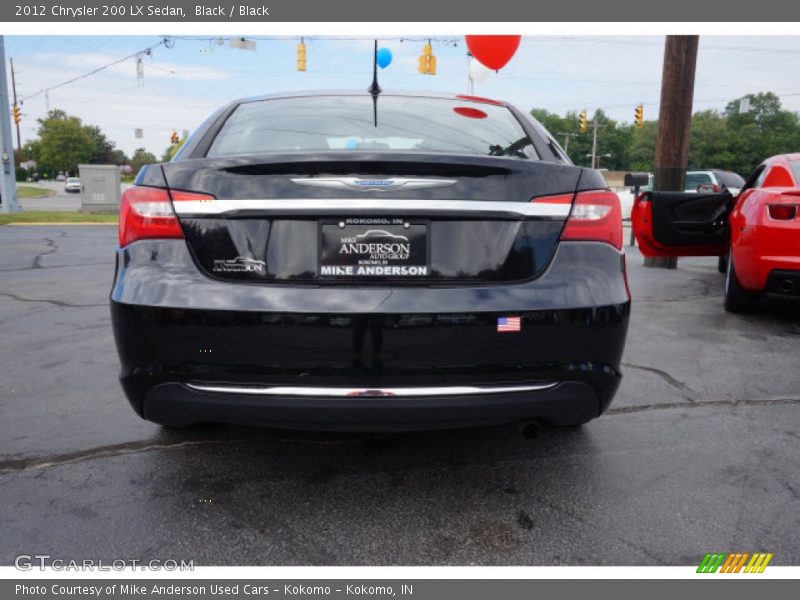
110,92,630,430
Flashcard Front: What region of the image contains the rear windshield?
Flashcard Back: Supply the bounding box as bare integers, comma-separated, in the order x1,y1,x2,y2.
685,172,713,190
207,95,538,159
790,160,800,185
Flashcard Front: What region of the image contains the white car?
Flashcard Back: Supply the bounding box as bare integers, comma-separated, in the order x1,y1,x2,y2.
685,170,745,196
65,177,81,193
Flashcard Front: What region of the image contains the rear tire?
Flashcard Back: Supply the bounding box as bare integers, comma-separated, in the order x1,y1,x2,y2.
724,253,759,313
717,254,728,273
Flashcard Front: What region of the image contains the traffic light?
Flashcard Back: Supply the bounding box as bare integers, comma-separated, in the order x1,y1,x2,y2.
579,110,588,134
12,103,21,125
417,42,436,75
297,39,307,72
635,105,644,128
170,131,179,145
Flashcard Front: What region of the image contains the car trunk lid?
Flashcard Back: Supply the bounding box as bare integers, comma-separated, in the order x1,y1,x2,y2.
161,153,585,285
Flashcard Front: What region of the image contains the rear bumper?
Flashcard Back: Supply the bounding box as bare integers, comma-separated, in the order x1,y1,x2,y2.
764,269,800,297
110,239,630,429
142,381,606,430
738,254,800,292
734,221,800,291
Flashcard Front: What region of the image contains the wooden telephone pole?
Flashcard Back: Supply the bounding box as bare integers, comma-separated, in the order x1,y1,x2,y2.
647,35,699,269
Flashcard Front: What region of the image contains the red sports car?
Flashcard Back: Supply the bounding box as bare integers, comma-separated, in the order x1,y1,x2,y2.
632,153,800,312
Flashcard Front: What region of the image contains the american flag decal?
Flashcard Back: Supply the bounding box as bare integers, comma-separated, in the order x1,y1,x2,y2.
497,316,521,332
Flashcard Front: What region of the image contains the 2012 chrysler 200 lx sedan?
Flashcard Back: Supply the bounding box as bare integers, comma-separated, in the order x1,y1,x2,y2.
110,91,630,431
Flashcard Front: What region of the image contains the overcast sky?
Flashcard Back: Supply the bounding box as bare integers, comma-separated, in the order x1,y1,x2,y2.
7,35,800,157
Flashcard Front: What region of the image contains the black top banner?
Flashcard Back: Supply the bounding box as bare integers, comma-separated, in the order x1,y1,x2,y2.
4,0,800,22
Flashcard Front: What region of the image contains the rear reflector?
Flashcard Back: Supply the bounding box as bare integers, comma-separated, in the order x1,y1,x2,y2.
535,190,622,250
119,186,214,247
768,204,797,220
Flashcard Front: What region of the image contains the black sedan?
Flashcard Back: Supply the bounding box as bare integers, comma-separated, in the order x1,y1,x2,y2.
110,91,630,431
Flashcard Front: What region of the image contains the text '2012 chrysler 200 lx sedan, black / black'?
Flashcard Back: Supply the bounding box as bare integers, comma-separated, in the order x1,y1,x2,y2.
110,91,630,431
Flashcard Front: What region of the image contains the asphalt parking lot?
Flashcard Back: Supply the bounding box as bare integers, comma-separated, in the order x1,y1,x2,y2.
1,224,798,566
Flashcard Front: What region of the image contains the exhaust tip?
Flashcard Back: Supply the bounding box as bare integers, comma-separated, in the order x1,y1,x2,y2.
517,420,542,439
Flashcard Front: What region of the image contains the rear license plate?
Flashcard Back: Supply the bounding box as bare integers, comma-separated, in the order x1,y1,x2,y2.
320,218,429,278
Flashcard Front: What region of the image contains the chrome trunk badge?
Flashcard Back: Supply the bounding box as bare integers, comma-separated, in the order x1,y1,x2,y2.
290,177,457,192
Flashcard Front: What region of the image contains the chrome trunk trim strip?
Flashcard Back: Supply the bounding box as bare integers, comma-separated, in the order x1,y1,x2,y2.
172,199,571,218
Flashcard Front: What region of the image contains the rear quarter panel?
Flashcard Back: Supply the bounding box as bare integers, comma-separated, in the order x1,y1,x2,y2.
731,188,800,290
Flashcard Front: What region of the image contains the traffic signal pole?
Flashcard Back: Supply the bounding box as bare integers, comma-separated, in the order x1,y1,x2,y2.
0,36,21,213
10,57,20,152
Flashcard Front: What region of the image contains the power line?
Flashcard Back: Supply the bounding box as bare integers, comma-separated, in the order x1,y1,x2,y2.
20,38,170,102
170,35,461,44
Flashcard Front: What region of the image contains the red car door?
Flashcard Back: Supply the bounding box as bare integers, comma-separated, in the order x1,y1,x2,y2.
631,190,732,257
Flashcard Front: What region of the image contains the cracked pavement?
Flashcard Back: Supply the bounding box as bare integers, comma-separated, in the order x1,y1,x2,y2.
1,225,799,565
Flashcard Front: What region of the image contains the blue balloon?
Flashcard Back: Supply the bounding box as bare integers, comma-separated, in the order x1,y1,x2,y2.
376,47,393,69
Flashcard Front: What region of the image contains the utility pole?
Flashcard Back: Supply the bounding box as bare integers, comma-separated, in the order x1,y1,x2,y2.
10,57,20,151
590,115,599,169
557,132,578,156
648,34,699,269
0,36,21,213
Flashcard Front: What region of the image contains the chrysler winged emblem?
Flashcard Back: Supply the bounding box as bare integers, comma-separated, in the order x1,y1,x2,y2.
290,177,457,192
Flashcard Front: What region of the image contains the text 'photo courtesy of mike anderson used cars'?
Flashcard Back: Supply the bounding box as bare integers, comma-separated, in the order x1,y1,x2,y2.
110,91,630,431
632,153,800,313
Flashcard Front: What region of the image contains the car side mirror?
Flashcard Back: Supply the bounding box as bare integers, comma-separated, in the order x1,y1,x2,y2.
624,173,649,188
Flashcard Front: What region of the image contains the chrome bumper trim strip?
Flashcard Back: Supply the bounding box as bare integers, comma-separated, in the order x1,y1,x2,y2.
184,382,559,398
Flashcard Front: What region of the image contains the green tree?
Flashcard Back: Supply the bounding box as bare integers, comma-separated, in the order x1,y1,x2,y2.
20,140,44,176
161,137,186,163
530,108,593,166
531,108,633,169
86,125,117,164
627,120,658,172
130,148,157,176
687,110,735,169
109,148,129,166
531,91,800,176
722,92,800,175
35,110,96,175
591,109,632,171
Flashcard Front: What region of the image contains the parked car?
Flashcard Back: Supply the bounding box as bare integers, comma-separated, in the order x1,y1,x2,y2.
632,153,800,312
110,91,630,430
64,177,81,193
684,170,745,195
627,170,744,195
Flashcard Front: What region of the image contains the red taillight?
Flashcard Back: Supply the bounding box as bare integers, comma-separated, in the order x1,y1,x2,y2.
768,204,797,220
535,189,623,250
119,187,214,247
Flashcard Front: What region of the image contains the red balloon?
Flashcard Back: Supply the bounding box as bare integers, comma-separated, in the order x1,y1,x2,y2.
465,35,521,71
